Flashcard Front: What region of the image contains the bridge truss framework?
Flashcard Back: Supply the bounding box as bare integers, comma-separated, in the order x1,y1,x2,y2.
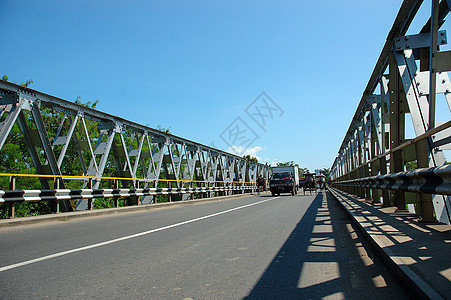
0,80,271,214
331,0,451,224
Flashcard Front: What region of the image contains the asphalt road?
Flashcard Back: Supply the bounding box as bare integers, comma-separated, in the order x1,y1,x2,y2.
0,191,408,299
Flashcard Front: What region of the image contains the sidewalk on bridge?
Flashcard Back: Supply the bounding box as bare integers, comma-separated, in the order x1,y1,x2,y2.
328,188,450,300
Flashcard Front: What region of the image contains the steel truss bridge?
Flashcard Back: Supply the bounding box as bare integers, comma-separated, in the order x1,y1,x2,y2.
0,79,271,217
331,0,451,225
1,0,451,227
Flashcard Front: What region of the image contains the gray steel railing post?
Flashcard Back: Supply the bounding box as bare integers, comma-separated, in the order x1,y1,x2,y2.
54,177,60,214
152,180,157,204
178,180,182,201
136,180,140,205
370,161,381,203
379,156,390,206
114,179,119,207
87,178,93,210
8,176,16,218
167,180,172,202
416,139,435,222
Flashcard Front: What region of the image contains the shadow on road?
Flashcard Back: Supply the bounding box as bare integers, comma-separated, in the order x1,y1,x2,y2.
244,191,407,299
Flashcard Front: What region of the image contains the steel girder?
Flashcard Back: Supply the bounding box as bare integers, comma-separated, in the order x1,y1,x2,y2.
331,0,451,224
0,81,271,211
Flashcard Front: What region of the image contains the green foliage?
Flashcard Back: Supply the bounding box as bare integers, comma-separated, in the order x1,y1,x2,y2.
320,167,331,183
75,96,99,109
276,161,295,167
157,125,171,134
1,75,33,87
244,155,258,164
21,79,33,87
298,167,308,177
406,161,417,171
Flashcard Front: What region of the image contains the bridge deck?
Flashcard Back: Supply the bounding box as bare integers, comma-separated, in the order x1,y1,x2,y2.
0,192,408,298
1,190,448,298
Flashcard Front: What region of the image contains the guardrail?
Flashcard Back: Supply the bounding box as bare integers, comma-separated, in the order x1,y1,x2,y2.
333,164,451,195
0,173,258,218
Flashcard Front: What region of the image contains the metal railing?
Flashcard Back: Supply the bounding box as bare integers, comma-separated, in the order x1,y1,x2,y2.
0,173,258,218
334,164,451,195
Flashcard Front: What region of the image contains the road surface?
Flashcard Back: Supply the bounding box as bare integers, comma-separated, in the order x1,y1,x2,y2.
0,191,407,299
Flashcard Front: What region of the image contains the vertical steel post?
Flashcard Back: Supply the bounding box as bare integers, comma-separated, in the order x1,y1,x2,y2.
54,177,60,214
88,178,93,210
380,78,390,206
114,179,119,207
389,52,406,211
8,176,16,218
428,0,439,130
415,139,436,221
153,180,157,204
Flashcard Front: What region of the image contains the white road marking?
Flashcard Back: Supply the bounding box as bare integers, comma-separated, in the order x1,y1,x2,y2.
0,197,279,272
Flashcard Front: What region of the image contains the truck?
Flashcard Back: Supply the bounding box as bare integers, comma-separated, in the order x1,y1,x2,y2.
269,165,299,196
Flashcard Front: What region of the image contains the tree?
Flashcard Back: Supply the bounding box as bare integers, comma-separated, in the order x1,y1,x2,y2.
276,161,295,167
157,125,171,134
298,167,308,178
75,96,99,109
1,75,33,87
320,167,331,183
244,155,258,164
21,79,33,87
406,161,417,171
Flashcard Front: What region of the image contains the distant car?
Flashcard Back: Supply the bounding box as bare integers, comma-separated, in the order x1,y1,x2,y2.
269,172,297,196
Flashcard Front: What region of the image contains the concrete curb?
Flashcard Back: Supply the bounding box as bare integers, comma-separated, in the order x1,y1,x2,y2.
327,187,443,300
0,193,253,228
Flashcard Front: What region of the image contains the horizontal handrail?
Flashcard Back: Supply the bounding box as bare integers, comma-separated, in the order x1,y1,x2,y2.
333,164,451,195
0,185,256,203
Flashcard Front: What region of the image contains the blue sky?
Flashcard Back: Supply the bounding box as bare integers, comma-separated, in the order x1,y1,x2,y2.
1,1,449,171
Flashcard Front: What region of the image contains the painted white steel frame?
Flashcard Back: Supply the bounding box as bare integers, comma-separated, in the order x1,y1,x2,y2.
0,81,271,211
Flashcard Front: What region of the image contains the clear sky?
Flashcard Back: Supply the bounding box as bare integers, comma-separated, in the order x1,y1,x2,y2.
1,1,449,171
